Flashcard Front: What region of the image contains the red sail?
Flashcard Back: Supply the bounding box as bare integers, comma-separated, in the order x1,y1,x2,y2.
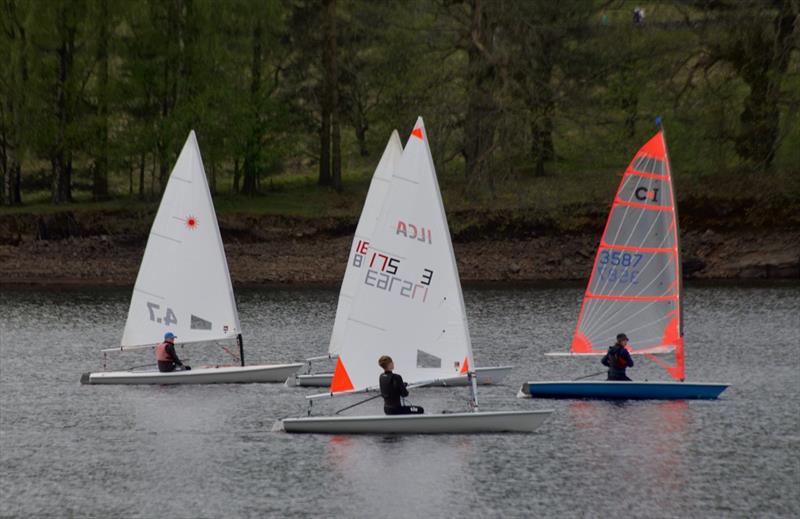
570,131,685,380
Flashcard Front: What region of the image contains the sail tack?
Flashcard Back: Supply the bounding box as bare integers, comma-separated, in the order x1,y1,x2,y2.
571,131,685,380
328,131,403,356
121,131,240,348
330,118,474,392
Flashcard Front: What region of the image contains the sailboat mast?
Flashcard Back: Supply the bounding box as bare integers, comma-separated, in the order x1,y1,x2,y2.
237,334,245,367
661,123,684,337
469,372,479,411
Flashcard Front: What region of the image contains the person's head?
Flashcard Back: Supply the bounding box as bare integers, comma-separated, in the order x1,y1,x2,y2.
378,355,394,371
164,332,177,343
616,333,629,345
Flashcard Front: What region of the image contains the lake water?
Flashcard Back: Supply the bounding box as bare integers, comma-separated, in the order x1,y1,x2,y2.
1,284,798,518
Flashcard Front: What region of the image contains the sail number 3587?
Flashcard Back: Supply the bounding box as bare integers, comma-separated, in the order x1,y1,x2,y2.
597,251,644,284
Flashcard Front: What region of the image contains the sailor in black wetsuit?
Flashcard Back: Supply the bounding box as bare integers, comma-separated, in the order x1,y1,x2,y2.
601,333,634,381
378,355,424,415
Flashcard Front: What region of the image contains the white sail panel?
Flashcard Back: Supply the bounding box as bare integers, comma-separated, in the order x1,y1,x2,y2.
331,117,473,392
328,131,402,355
121,131,240,348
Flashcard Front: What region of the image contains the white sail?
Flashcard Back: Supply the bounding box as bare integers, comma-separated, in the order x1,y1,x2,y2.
330,117,473,393
121,131,240,348
328,130,403,356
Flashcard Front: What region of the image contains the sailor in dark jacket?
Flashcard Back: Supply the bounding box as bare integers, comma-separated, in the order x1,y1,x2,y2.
378,355,424,415
601,333,634,381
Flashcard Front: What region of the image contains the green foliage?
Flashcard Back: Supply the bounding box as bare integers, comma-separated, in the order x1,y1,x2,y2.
0,0,798,213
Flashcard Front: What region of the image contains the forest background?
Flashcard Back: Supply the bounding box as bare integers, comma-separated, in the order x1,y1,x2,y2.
0,0,798,284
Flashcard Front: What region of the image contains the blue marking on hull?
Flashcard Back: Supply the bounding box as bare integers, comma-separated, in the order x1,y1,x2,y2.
524,381,728,400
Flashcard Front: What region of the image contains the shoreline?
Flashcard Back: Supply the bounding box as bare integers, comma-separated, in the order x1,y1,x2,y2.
2,229,798,289
2,207,798,288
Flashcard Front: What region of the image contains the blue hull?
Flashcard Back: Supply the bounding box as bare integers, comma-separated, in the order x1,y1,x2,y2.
519,381,729,400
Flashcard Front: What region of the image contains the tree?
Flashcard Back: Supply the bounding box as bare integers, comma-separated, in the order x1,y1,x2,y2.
0,0,29,205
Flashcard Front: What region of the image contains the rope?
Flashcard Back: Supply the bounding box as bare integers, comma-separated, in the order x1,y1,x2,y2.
573,370,606,381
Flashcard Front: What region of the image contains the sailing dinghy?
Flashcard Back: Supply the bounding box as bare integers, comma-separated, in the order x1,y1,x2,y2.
287,130,511,388
81,131,302,385
519,130,728,400
276,118,551,433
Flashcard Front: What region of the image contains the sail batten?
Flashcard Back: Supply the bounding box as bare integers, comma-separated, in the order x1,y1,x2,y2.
570,131,684,380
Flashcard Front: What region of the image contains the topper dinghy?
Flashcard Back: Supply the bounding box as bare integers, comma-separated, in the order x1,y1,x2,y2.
519,130,728,400
287,130,512,388
81,131,301,385
275,118,551,433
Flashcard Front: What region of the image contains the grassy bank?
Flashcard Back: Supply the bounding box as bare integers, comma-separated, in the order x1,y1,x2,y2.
3,151,800,235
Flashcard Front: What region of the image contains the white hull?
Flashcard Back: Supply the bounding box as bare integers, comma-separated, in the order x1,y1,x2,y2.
276,409,552,434
286,365,514,387
82,363,303,385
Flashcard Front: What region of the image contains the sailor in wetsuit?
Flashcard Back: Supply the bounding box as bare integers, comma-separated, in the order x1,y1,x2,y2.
156,332,191,372
601,333,634,381
378,355,424,415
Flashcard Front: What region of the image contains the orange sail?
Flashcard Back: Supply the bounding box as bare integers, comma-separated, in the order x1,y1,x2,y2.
570,131,685,380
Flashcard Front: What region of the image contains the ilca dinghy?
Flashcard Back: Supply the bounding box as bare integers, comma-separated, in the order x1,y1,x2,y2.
276,118,552,433
81,131,302,385
519,129,729,400
287,130,512,388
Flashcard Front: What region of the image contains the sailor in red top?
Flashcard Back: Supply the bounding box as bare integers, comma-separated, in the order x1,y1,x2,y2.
156,332,190,372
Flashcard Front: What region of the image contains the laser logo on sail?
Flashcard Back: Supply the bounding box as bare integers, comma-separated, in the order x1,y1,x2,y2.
396,220,432,244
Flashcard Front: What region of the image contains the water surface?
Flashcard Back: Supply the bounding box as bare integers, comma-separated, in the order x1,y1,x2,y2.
1,284,798,518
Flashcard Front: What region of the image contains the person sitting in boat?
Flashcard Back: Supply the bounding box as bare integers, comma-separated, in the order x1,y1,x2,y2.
378,355,424,415
156,332,190,372
601,334,634,381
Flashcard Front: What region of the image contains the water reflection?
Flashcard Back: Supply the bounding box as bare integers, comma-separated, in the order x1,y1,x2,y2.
325,434,475,516
566,399,690,503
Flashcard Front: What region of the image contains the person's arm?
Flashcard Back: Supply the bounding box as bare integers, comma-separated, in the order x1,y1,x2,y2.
601,353,610,367
166,343,183,365
624,350,634,367
395,374,409,397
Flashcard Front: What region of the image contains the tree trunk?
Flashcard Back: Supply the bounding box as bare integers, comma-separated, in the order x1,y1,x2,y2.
355,123,368,157
318,0,335,187
52,3,75,204
242,18,263,196
233,158,240,194
729,2,795,169
530,40,555,178
93,0,110,200
329,0,341,192
463,0,497,184
209,161,216,195
157,1,181,193
2,0,27,205
138,152,146,200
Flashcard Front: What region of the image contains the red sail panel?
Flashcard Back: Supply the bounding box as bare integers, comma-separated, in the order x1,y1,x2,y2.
571,131,684,380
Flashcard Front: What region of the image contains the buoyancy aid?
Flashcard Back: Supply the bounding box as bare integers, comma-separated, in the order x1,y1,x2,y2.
610,349,628,369
156,341,174,362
